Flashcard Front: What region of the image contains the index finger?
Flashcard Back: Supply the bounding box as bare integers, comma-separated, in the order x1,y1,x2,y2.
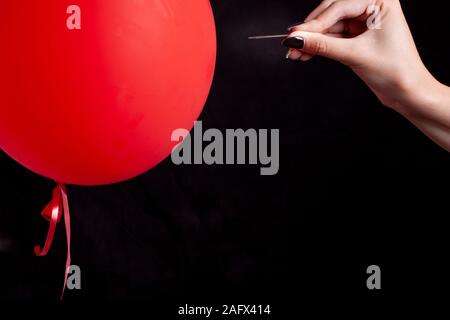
292,0,371,33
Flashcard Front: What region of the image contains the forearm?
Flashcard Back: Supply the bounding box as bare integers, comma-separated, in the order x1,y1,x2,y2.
285,0,450,151
393,72,450,151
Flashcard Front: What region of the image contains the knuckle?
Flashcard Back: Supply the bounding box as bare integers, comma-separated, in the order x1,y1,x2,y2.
310,39,328,56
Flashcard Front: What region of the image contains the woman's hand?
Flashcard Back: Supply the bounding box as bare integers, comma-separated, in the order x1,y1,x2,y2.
284,0,450,151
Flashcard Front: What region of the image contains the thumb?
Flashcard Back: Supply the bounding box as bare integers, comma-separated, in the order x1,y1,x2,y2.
282,30,357,64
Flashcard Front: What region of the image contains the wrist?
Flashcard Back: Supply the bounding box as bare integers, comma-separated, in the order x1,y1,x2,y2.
391,67,440,118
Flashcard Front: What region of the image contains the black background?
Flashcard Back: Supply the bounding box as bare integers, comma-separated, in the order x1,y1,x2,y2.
0,0,449,312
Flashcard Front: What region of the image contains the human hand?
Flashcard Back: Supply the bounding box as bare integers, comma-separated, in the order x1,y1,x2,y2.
284,0,435,112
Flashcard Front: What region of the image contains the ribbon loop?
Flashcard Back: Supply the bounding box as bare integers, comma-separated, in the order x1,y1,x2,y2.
34,186,62,256
34,184,71,300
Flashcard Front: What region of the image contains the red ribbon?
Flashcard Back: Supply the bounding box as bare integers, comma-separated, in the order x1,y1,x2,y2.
34,184,71,300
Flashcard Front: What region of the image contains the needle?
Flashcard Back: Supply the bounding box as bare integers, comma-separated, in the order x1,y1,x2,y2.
248,34,288,40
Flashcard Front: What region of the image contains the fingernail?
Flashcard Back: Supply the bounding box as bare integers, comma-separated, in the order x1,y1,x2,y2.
286,48,293,59
287,21,304,31
282,36,305,49
286,49,303,60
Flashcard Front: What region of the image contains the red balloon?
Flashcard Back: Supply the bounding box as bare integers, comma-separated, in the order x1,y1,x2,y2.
0,0,216,185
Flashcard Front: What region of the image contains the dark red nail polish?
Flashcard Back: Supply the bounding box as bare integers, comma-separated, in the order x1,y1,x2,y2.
282,36,304,49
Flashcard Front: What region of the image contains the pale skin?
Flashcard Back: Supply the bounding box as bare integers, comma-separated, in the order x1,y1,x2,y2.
285,0,450,151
